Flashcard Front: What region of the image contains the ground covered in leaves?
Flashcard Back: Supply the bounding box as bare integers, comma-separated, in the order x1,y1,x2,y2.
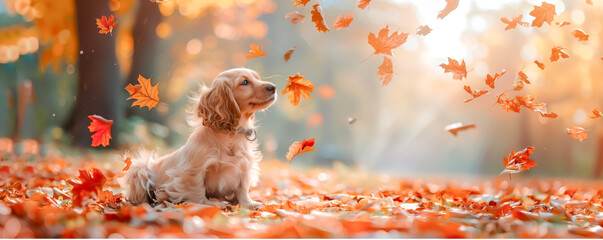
1,155,603,238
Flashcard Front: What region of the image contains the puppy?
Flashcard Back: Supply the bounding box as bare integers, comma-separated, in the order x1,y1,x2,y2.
120,68,276,209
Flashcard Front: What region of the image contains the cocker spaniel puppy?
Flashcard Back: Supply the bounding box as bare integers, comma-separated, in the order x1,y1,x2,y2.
120,68,276,209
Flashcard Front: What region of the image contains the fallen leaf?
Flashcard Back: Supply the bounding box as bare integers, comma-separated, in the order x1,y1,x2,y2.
567,126,587,142
368,25,409,56
500,15,528,30
96,15,118,35
358,0,371,9
88,115,113,147
439,58,467,81
68,168,106,207
529,2,556,27
416,25,432,36
98,190,122,207
292,0,310,8
437,0,459,19
463,85,488,103
317,84,336,100
286,138,317,162
284,47,296,63
588,107,602,119
445,122,476,136
513,70,530,91
485,69,506,89
122,157,132,172
571,29,589,41
282,73,314,106
245,43,266,59
534,60,545,70
550,46,569,62
310,4,329,33
377,56,393,86
125,75,160,110
284,11,305,24
500,146,537,177
333,13,354,30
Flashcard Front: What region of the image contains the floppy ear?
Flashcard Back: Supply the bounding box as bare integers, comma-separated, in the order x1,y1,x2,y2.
197,80,241,133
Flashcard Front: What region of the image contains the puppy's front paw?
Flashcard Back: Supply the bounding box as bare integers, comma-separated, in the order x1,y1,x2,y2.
240,200,262,210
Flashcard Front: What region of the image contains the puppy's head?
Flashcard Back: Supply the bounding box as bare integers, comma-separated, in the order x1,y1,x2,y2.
197,68,276,133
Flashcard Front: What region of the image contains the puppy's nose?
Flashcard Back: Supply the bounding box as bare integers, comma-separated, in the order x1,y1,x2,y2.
266,84,276,92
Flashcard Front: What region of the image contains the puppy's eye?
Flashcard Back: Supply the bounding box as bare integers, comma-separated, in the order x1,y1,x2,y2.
241,79,249,85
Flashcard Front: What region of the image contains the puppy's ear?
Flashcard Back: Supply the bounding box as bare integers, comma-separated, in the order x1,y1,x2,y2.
198,81,241,133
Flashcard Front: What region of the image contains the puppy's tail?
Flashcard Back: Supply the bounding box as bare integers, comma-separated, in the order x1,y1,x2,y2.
119,149,156,205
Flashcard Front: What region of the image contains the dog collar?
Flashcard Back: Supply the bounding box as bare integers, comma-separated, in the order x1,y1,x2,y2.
237,128,256,141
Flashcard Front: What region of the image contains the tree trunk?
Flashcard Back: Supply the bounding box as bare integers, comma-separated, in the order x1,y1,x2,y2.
66,0,122,148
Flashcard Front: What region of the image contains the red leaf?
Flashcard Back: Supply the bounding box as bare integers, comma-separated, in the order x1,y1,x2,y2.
500,147,537,178
88,115,113,147
534,60,545,70
588,107,602,119
68,168,106,207
283,47,296,63
292,0,310,8
96,15,118,35
463,85,488,103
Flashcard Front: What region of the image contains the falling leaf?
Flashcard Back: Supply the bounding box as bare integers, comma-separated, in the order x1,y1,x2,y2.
500,15,528,30
550,46,569,62
513,70,530,91
368,25,409,56
588,107,602,119
529,2,556,27
284,11,305,24
539,112,558,118
310,4,329,33
122,157,132,172
317,84,336,100
68,168,106,207
125,75,160,110
306,113,323,127
88,115,113,147
245,43,266,59
283,47,296,63
586,0,593,5
333,13,354,30
567,126,588,142
500,147,537,177
557,21,571,27
358,0,371,9
282,73,314,106
286,138,317,162
348,117,357,124
377,56,393,86
416,25,432,36
292,0,310,8
571,29,589,41
439,58,467,81
485,69,506,89
445,122,476,136
534,60,545,70
96,15,118,35
463,85,488,103
437,0,459,19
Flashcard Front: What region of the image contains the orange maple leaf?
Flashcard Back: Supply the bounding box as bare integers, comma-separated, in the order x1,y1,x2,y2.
572,29,589,41
98,190,123,207
125,74,160,110
500,15,528,30
245,43,266,59
534,60,545,70
437,0,459,19
445,122,476,136
588,107,602,119
463,85,488,103
311,4,329,33
377,56,393,86
529,2,556,27
122,157,132,171
286,138,317,162
96,15,118,35
439,58,467,81
282,73,314,106
284,46,296,63
550,46,569,62
68,168,106,207
358,0,371,9
292,0,310,8
567,126,588,142
284,11,305,24
416,25,432,36
500,147,537,178
333,13,354,30
88,115,113,147
368,26,409,56
513,70,530,91
485,69,506,89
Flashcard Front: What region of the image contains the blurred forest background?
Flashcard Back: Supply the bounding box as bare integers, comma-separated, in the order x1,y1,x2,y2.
0,0,602,179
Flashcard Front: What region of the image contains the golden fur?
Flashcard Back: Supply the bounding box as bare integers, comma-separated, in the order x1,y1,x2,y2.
120,68,276,209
